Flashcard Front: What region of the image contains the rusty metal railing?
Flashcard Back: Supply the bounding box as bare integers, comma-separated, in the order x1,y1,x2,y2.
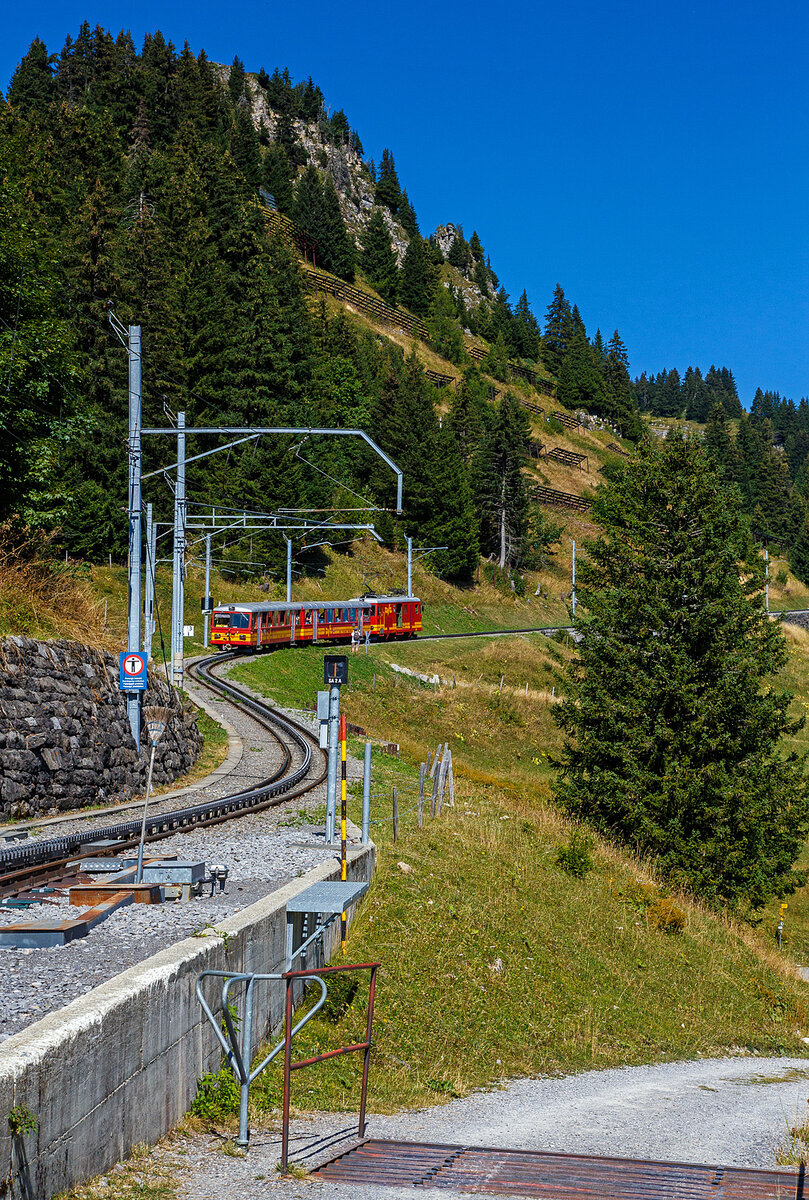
281,961,380,1173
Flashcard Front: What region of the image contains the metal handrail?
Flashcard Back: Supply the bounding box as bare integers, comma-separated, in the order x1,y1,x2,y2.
196,969,329,1148
281,961,380,1173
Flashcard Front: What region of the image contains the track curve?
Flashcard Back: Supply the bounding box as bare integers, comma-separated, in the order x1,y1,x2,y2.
0,653,327,897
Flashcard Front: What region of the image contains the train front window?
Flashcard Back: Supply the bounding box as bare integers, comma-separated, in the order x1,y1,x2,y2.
225,612,250,629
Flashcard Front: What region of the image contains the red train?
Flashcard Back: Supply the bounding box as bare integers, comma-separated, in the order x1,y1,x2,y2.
210,594,423,652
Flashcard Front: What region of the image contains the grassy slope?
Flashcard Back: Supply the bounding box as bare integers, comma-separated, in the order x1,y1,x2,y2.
231,632,809,1117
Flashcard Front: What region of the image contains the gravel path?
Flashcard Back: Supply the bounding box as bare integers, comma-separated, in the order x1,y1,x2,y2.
141,1056,809,1199
0,664,361,1040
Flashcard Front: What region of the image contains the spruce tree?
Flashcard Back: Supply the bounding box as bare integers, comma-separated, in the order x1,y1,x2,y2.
473,258,490,297
469,230,485,262
790,518,809,585
375,148,401,214
230,102,262,189
447,226,471,271
398,189,419,238
293,164,324,244
398,234,435,317
318,175,355,282
361,208,398,304
554,433,809,910
704,403,731,475
0,175,78,522
513,290,542,361
557,323,607,413
474,393,530,569
7,37,55,110
263,143,294,213
543,283,572,376
228,55,247,106
448,368,491,462
425,283,465,365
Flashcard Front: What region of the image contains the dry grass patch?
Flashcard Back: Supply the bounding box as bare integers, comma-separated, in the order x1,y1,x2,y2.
0,531,112,647
54,1142,180,1200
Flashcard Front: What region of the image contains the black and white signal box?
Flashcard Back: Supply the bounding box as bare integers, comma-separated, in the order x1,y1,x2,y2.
324,655,349,686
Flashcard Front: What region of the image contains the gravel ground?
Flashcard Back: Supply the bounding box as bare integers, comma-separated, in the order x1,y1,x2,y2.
140,1056,809,1199
0,665,361,1040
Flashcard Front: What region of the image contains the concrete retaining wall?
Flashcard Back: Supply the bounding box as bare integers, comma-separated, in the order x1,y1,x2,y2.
0,841,375,1199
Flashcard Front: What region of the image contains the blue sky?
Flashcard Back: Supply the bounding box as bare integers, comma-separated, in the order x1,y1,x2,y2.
3,1,807,406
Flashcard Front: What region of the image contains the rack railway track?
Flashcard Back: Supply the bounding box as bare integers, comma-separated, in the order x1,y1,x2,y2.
0,654,327,900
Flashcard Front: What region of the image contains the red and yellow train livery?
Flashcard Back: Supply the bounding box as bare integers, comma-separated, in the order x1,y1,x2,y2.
210,594,422,652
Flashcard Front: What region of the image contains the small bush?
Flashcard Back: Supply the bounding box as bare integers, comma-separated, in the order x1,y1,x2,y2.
620,879,659,909
648,897,687,934
555,828,595,878
191,1067,239,1121
8,1105,38,1136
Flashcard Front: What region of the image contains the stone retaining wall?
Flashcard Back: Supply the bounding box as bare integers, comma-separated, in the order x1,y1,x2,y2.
0,841,375,1199
0,636,202,819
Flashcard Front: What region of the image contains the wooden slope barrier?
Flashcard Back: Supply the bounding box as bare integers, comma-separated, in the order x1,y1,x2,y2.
467,345,556,397
302,265,429,339
267,208,319,263
607,442,630,457
545,447,589,472
300,260,557,401
525,440,545,460
530,484,593,513
424,368,457,388
519,398,546,416
551,410,581,431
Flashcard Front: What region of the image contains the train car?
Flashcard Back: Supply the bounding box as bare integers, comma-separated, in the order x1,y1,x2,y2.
210,594,423,652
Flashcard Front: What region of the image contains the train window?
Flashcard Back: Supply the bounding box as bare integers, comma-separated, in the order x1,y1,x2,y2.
227,612,250,629
212,612,230,627
350,607,357,622
396,604,403,628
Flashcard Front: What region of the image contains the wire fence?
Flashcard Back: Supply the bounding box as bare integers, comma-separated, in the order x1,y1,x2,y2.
362,743,454,842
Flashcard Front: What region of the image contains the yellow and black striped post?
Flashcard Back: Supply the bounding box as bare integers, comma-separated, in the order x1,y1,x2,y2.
340,712,348,951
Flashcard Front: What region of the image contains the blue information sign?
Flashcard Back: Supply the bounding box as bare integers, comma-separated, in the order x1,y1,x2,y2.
119,651,148,692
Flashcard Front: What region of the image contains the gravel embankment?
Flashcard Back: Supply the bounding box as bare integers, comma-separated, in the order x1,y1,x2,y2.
0,668,361,1040
141,1056,809,1200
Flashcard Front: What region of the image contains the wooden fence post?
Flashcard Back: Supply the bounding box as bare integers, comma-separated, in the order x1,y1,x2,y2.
418,763,425,828
392,788,398,844
437,744,449,814
430,745,441,778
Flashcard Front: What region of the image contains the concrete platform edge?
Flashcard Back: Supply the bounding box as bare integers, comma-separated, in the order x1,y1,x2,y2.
0,836,375,1199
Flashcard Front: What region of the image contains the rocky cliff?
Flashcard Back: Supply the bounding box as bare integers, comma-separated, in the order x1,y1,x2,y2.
0,637,202,819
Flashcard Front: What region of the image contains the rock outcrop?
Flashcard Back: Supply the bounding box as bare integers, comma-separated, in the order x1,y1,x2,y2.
0,637,202,819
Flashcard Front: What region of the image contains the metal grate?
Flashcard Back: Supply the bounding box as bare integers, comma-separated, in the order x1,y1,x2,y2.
312,1139,805,1198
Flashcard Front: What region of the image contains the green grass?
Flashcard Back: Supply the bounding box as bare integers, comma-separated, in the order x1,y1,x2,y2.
224,635,809,1121
220,781,809,1119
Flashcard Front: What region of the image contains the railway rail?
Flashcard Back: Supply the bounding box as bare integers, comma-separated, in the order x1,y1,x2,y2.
0,654,327,900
